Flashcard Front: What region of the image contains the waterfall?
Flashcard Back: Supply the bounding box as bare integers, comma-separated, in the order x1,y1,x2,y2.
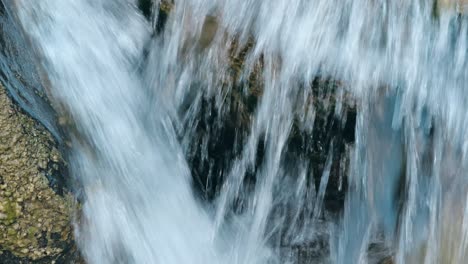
14,0,468,263
15,1,228,263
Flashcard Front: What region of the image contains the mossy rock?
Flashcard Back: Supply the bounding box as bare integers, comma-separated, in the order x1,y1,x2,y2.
0,84,79,263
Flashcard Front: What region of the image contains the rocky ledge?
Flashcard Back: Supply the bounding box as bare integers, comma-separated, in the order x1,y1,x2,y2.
0,84,79,263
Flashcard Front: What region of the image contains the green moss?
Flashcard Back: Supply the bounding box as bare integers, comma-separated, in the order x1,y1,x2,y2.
3,200,16,225
7,228,16,237
27,227,38,239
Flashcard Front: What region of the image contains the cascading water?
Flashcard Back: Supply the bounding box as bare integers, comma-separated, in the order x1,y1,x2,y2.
12,0,468,263
14,1,233,263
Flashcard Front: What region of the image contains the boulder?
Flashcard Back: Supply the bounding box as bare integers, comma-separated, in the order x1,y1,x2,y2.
0,84,80,263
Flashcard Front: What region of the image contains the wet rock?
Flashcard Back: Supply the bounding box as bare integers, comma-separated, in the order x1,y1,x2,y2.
155,2,355,211
378,256,394,264
437,0,468,14
182,38,265,201
0,1,63,142
0,84,79,263
138,0,153,20
155,0,173,34
181,33,356,213
197,16,218,51
285,77,356,213
155,5,356,261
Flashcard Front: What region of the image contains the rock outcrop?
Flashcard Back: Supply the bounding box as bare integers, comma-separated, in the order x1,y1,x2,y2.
0,84,79,263
0,2,79,262
151,3,359,263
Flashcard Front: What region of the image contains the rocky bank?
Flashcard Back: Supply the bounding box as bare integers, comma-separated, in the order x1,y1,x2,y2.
0,84,79,263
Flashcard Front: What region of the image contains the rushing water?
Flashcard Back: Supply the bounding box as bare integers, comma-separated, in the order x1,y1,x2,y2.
13,0,468,263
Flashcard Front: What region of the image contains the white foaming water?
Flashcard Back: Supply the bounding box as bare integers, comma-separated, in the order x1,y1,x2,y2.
15,1,235,263
15,0,468,263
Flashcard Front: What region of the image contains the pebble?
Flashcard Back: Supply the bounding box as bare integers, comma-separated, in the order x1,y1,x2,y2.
51,154,60,162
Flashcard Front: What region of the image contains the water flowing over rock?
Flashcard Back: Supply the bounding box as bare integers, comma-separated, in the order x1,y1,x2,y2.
0,0,62,142
0,2,80,262
6,0,468,263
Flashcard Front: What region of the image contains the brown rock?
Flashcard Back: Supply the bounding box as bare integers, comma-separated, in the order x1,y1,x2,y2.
0,84,79,262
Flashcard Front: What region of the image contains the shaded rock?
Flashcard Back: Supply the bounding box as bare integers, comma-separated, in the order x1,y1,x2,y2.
153,5,357,262
378,256,394,264
138,0,153,20
197,16,218,51
154,0,173,34
284,77,356,213
181,32,356,212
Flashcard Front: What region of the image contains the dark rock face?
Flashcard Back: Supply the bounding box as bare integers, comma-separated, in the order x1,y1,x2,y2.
0,245,82,264
286,78,356,213
180,51,356,264
151,1,357,213
144,3,359,262
138,0,153,20
180,41,356,214
154,1,172,34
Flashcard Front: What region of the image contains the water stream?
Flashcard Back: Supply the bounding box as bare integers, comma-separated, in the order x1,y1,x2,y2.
13,0,468,263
